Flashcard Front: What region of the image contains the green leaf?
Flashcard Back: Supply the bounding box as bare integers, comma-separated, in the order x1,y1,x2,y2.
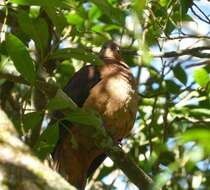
39,123,59,144
189,108,210,117
65,12,84,27
133,0,145,21
181,128,210,152
142,45,153,65
66,109,102,128
47,88,77,111
146,24,160,45
9,0,77,9
181,0,193,15
88,5,102,20
45,7,67,35
6,34,36,83
90,0,125,25
173,64,187,85
29,5,40,18
165,80,180,94
47,96,74,111
91,24,120,32
194,68,209,87
49,48,103,65
159,151,175,165
17,11,49,58
57,60,75,75
159,0,169,7
23,112,43,132
35,123,59,160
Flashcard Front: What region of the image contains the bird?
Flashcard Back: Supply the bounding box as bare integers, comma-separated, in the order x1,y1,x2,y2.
52,41,139,190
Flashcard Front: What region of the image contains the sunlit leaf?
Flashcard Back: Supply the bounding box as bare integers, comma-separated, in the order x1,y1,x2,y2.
65,12,84,27
29,5,40,18
159,0,169,7
90,0,125,25
181,128,210,152
189,108,210,117
88,5,102,20
9,0,77,8
194,68,209,87
133,0,145,21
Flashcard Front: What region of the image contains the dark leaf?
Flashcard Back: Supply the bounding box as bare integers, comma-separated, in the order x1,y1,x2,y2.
6,34,36,83
45,7,67,35
23,112,43,132
35,123,59,159
173,64,187,85
165,80,181,94
49,48,103,65
17,11,49,57
65,108,102,128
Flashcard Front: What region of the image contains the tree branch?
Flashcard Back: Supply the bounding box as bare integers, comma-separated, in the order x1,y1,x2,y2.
153,46,210,58
0,108,77,190
0,72,29,84
159,34,210,40
107,147,153,189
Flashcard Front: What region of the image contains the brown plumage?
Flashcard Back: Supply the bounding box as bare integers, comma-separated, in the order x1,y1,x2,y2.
52,41,138,190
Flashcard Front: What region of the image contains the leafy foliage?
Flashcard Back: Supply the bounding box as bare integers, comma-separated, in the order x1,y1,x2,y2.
0,0,210,189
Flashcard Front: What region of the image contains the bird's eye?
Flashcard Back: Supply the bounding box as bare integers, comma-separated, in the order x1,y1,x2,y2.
115,46,120,52
111,44,119,51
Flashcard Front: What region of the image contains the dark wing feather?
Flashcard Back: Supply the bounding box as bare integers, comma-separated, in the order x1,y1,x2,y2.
64,65,101,107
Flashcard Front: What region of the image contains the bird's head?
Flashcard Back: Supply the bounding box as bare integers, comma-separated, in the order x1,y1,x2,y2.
99,41,121,60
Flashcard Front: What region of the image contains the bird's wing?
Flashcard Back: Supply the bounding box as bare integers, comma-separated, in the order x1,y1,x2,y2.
55,64,101,140
63,65,101,107
53,64,107,183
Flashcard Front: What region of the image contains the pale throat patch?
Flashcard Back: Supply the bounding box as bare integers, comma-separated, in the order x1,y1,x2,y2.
107,77,135,103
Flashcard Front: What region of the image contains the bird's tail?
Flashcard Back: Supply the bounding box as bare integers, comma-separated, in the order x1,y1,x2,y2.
52,130,86,190
52,139,66,176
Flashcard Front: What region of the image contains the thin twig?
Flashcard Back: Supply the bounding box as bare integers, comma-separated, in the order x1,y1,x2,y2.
190,6,210,24
192,2,210,23
185,60,210,68
153,46,210,58
159,34,210,40
0,72,29,84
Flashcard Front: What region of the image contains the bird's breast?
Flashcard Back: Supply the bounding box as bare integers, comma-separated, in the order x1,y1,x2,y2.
83,75,138,140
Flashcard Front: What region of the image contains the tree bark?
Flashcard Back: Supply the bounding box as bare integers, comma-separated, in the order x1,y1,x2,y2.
0,108,77,190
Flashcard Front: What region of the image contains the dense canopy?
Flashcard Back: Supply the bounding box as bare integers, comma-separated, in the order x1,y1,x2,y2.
0,0,209,189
